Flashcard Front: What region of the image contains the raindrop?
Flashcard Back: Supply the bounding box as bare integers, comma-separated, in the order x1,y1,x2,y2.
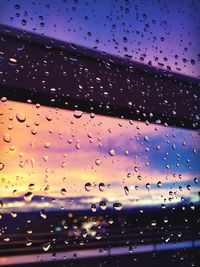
90,113,95,118
99,183,105,192
146,183,151,190
189,202,195,210
11,211,17,218
44,142,51,148
19,161,25,168
99,201,107,210
1,97,7,102
21,18,26,25
127,173,132,178
9,145,15,151
26,240,32,247
16,112,26,123
113,202,123,211
3,133,11,143
82,229,87,238
46,115,52,121
40,209,47,219
187,184,191,190
61,188,67,196
151,220,156,226
15,4,20,9
24,192,33,202
28,183,35,190
43,242,51,252
0,163,4,171
91,204,97,212
108,149,115,156
9,57,17,65
74,110,83,119
35,103,41,109
124,186,129,196
3,237,10,242
95,233,101,240
194,177,198,184
95,159,101,166
85,182,92,192
157,181,162,188
134,167,139,172
31,128,37,135
109,218,114,224
165,237,170,243
43,155,48,162
129,245,133,253
76,141,80,149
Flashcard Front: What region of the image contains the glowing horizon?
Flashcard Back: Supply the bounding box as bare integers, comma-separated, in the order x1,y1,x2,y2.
0,99,199,212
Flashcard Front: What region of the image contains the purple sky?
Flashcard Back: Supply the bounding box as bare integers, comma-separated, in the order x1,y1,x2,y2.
0,0,199,79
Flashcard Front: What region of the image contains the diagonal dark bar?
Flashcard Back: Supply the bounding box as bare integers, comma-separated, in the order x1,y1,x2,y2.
0,25,199,129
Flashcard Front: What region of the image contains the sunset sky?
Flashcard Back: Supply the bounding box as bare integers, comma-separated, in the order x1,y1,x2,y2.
0,100,199,212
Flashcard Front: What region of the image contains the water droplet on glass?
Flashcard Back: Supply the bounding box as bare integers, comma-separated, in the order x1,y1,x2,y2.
129,245,133,253
26,240,32,247
1,97,7,102
24,192,33,202
31,128,37,135
124,186,129,196
0,163,4,171
187,184,191,190
85,182,92,192
99,201,107,210
134,167,139,172
95,233,101,240
146,183,151,190
113,202,123,211
108,149,115,156
40,209,47,219
90,113,95,118
95,159,101,166
3,133,11,143
99,183,105,192
28,183,35,190
46,115,52,121
43,242,51,252
11,211,17,218
82,229,87,238
76,141,80,149
9,57,17,65
44,142,51,148
16,112,26,123
157,181,162,188
74,110,83,119
61,188,67,196
3,237,10,242
43,155,48,162
91,204,97,212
